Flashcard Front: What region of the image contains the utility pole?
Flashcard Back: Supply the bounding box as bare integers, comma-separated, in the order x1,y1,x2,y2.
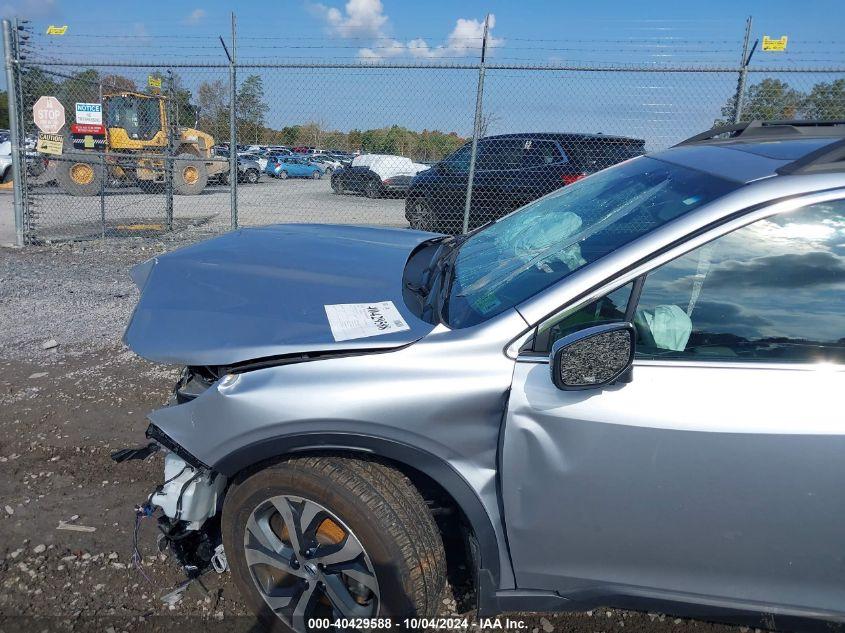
733,16,756,124
463,14,490,235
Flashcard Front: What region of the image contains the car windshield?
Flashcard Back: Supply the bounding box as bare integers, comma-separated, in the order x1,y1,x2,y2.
445,156,739,327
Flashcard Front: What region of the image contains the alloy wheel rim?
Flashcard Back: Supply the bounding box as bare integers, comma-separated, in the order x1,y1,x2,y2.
244,494,380,632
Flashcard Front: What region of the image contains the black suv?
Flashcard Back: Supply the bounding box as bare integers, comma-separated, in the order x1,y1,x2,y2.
405,132,645,233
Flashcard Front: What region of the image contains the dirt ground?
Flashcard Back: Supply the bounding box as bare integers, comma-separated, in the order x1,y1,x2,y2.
0,236,749,633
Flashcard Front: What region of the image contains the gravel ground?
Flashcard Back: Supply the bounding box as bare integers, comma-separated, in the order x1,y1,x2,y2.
1,176,408,245
0,238,750,632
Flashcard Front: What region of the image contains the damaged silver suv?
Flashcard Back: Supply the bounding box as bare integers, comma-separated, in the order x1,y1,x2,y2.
121,121,845,632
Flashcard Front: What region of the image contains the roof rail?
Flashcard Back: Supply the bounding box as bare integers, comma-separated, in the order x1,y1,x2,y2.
776,137,845,175
675,120,845,146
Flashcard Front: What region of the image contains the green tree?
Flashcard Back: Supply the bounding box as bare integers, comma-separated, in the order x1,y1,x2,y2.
716,78,804,124
279,125,301,145
0,91,8,129
802,79,845,120
236,74,268,144
167,72,198,129
100,74,137,93
197,79,229,141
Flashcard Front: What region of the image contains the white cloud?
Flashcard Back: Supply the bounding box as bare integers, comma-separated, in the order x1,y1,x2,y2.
359,14,502,62
312,0,388,38
404,15,503,59
184,8,206,25
311,1,503,62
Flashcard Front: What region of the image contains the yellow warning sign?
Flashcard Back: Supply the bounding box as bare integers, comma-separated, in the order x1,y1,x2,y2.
762,35,788,52
46,25,68,35
36,132,63,155
148,75,162,89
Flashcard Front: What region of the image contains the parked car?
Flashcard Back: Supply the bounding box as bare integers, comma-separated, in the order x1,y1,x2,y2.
331,153,428,198
209,156,262,185
265,155,324,179
309,155,342,173
120,120,845,633
406,132,645,234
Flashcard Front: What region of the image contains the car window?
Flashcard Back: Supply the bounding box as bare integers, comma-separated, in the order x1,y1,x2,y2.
533,282,634,354
446,156,738,328
522,140,566,168
634,200,845,363
441,144,472,173
477,139,523,171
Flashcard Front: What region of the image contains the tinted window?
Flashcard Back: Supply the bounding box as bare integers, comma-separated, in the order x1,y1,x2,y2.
634,200,845,363
447,157,738,327
569,140,644,170
523,140,565,168
442,144,472,173
477,139,523,170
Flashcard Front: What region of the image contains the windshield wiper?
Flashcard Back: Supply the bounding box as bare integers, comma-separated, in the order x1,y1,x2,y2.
431,245,461,325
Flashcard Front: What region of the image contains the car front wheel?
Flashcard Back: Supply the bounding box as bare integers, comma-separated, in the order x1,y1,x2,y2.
365,180,381,199
222,456,446,633
406,196,439,232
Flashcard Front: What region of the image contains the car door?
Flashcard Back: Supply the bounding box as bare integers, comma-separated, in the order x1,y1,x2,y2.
502,198,845,614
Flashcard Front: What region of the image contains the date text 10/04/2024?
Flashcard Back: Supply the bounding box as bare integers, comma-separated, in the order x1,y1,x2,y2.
308,618,528,630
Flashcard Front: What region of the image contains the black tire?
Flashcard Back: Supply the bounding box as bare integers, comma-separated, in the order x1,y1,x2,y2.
219,171,231,186
331,178,342,194
245,169,260,184
406,196,440,232
173,152,208,195
365,180,381,199
55,154,105,196
1,166,11,184
311,170,322,180
137,180,164,194
222,455,446,633
278,170,288,180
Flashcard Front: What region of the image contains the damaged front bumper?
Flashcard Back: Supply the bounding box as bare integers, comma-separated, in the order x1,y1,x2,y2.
115,419,228,578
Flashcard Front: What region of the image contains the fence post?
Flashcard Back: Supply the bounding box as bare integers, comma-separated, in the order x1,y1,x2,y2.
229,12,238,230
165,70,175,231
3,18,25,246
100,153,106,239
733,16,753,124
463,14,489,235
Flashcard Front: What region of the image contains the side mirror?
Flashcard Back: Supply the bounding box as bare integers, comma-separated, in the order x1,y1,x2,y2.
550,322,635,391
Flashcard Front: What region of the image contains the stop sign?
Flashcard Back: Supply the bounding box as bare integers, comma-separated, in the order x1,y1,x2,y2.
33,96,66,134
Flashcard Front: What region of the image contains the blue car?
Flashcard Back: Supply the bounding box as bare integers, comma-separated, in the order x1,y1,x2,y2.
265,156,324,179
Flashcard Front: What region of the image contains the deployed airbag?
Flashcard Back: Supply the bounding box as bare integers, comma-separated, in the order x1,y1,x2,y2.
634,304,692,352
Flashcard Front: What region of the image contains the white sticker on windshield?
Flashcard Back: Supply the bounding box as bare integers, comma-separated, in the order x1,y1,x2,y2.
325,301,410,342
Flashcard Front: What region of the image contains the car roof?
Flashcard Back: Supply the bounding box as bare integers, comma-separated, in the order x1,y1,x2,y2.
652,120,845,184
483,132,645,144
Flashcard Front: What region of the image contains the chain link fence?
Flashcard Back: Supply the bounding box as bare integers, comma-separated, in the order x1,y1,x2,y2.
3,17,845,245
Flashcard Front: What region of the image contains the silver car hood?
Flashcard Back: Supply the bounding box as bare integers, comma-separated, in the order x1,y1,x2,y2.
124,224,438,366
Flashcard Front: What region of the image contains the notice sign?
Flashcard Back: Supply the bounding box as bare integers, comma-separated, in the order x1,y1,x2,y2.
324,301,410,342
36,133,63,155
75,103,102,125
762,35,788,52
148,75,162,89
46,25,67,35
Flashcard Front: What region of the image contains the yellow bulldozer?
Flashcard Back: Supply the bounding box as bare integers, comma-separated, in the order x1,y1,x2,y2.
55,91,226,196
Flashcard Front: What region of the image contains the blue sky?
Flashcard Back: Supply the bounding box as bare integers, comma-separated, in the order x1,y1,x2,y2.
3,0,844,147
